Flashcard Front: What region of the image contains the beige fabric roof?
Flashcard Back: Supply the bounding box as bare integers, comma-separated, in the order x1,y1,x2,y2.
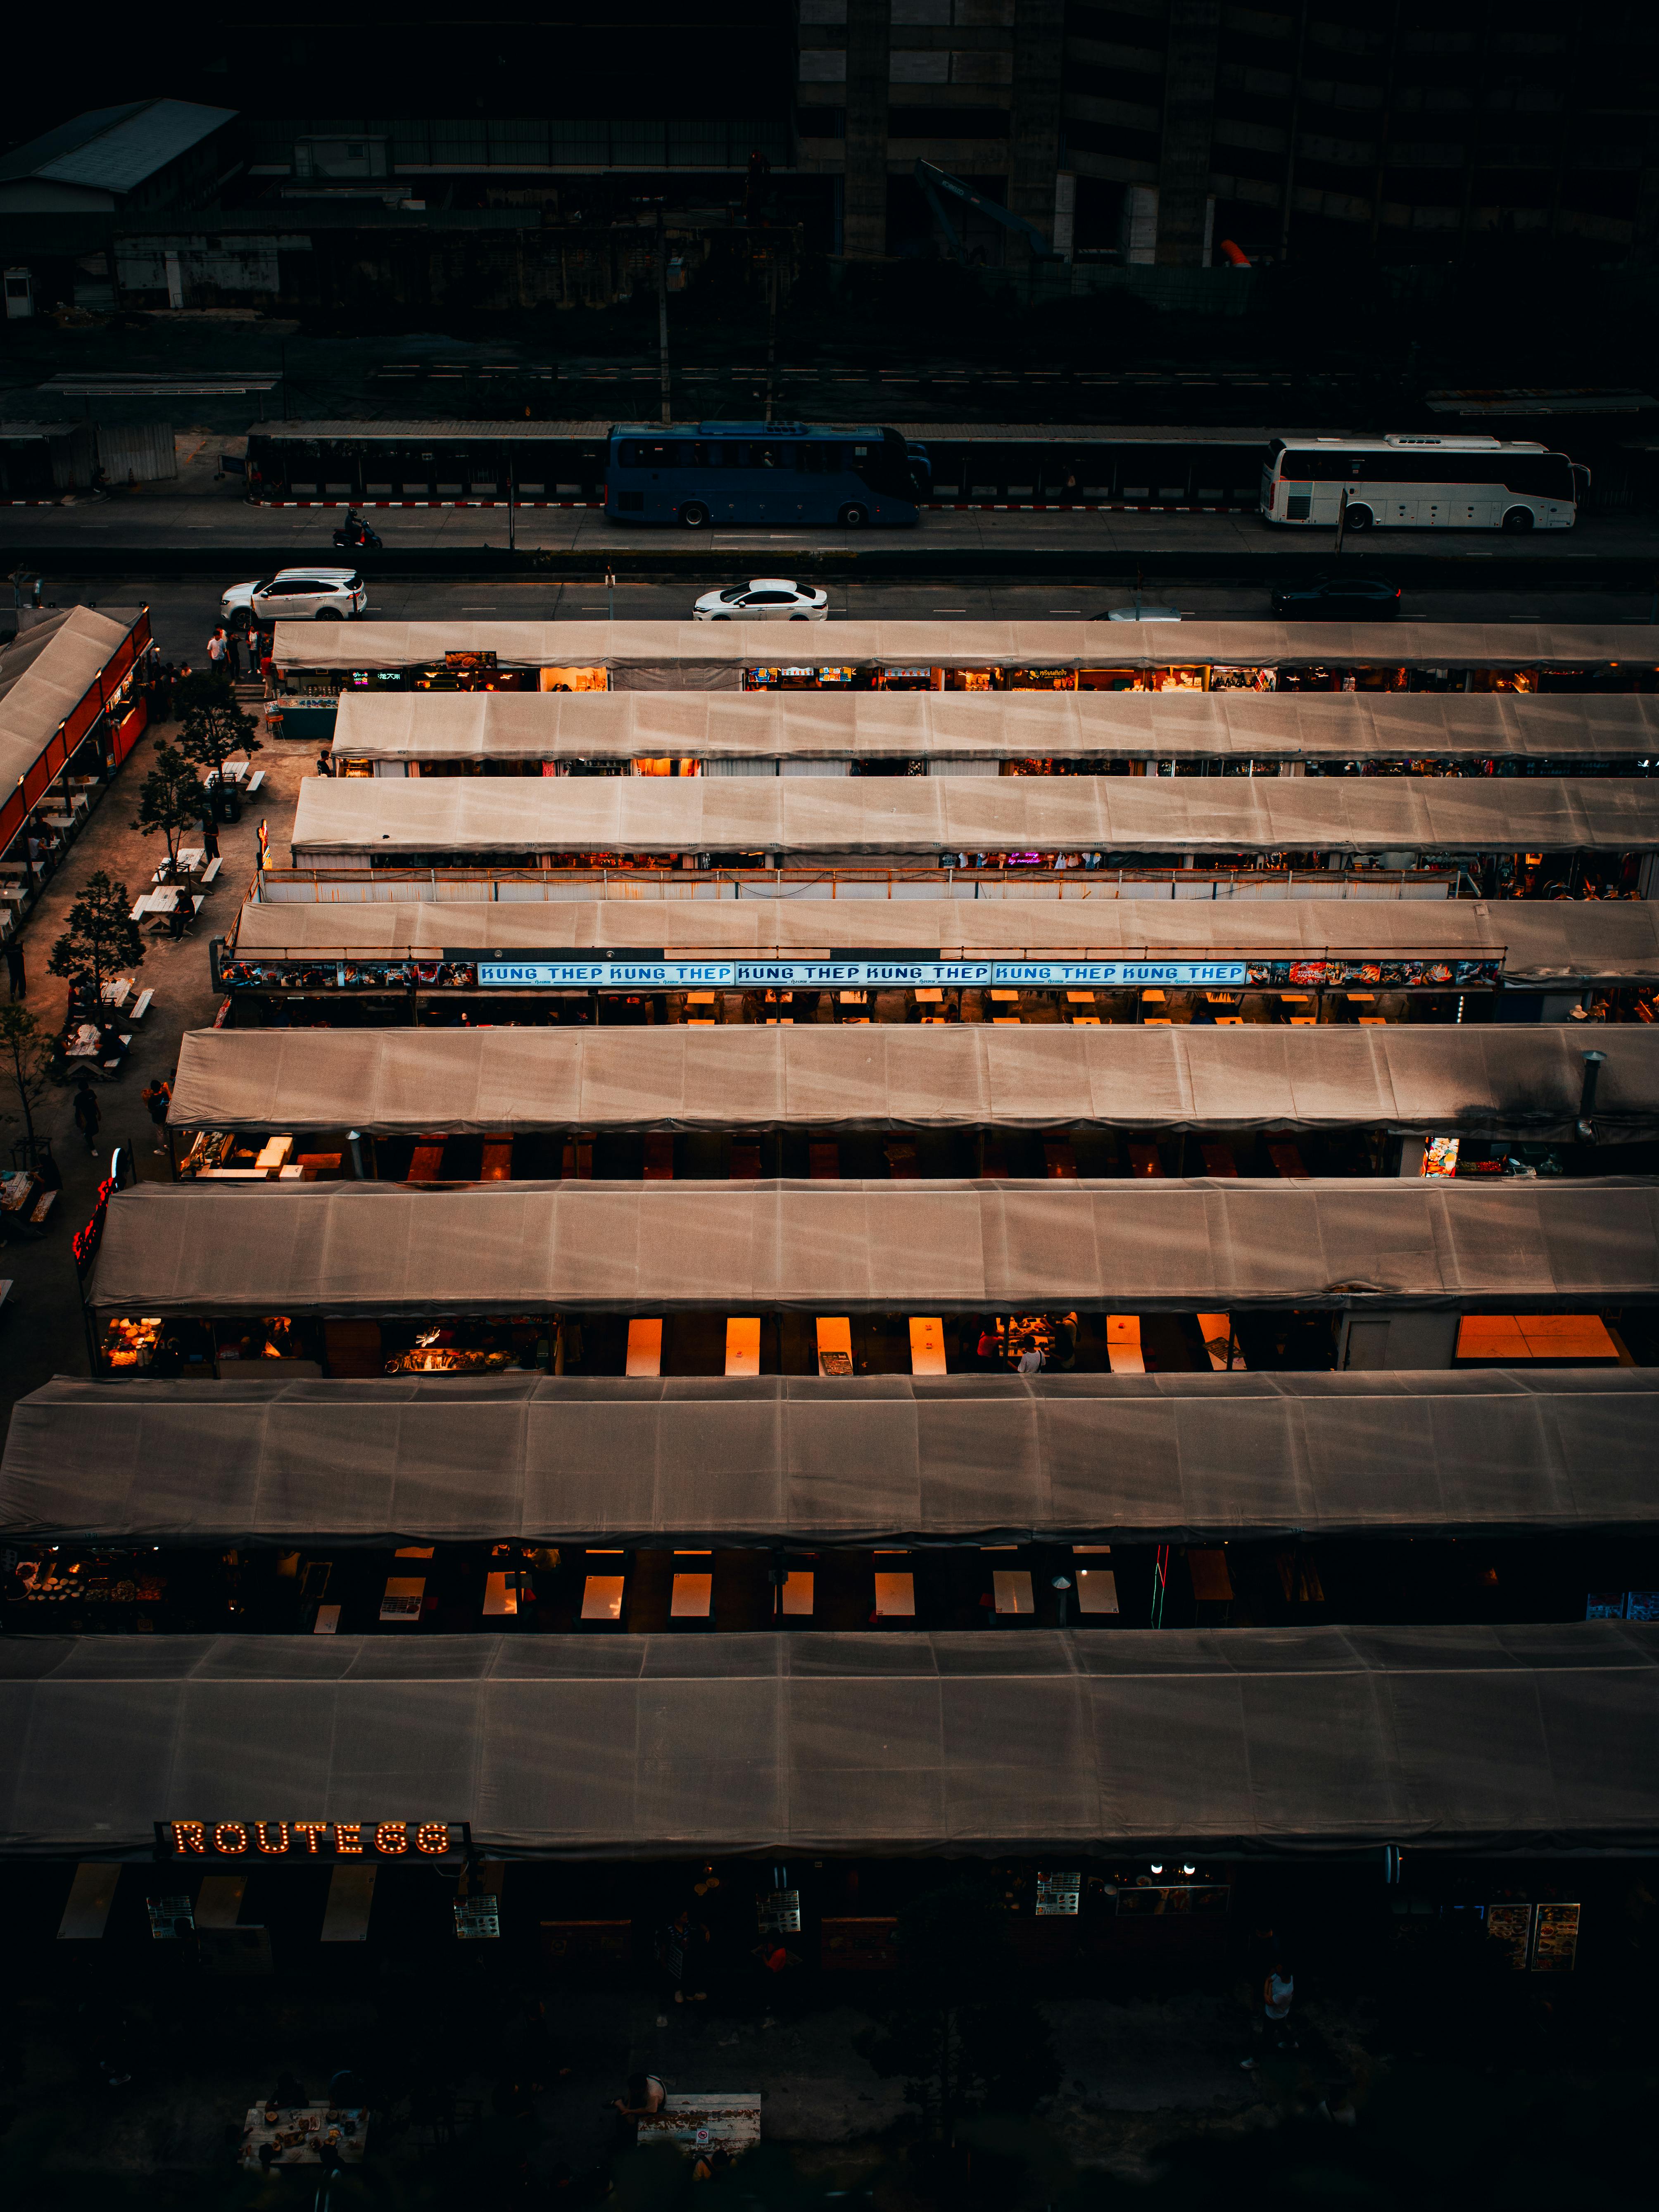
274,618,1659,673
330,688,1659,763
289,775,1659,858
8,1370,1656,1547
87,1176,1659,1316
228,892,1659,982
4,1624,1657,1857
166,1023,1659,1141
0,605,140,794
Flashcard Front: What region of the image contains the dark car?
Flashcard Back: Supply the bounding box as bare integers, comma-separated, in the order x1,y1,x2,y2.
1269,575,1402,618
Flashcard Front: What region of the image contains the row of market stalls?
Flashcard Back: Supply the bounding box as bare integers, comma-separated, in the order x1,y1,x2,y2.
224,889,1659,977
79,1176,1659,1385
328,688,1659,775
285,772,1659,867
270,616,1659,746
7,1365,1655,1658
11,1368,1654,1547
164,1022,1659,1144
0,606,154,933
5,1620,1652,1860
274,617,1659,695
220,876,1659,1031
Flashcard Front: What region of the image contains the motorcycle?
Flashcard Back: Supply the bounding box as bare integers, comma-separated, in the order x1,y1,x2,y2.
332,520,382,552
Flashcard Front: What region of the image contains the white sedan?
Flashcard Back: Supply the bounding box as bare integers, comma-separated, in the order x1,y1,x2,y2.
221,568,368,628
692,578,827,622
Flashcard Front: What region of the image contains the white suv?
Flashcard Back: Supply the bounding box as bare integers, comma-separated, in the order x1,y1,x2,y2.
221,568,367,627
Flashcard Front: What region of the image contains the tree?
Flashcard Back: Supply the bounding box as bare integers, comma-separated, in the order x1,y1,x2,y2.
131,741,204,881
0,1003,53,1166
859,1883,1059,2143
48,871,144,1005
175,669,261,790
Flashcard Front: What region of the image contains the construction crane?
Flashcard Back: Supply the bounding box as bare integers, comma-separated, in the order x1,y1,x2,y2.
913,158,1064,264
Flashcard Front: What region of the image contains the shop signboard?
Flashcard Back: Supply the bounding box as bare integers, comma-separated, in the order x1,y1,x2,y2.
992,962,1248,988
1035,1872,1082,1918
1531,1902,1580,1972
1485,1902,1533,1968
157,1820,471,1863
474,958,1252,991
757,1889,801,1934
228,953,1502,995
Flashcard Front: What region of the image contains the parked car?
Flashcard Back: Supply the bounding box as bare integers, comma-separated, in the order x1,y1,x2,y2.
1100,604,1182,622
221,569,367,627
1269,575,1402,618
692,578,828,622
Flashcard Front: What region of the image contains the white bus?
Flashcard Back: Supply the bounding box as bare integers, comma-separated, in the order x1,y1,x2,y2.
1261,434,1588,533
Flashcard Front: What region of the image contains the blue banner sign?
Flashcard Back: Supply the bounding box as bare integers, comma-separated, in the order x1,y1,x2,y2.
993,962,1249,988
475,958,1250,990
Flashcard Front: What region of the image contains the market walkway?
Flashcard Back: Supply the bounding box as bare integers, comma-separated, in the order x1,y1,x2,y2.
0,710,307,1434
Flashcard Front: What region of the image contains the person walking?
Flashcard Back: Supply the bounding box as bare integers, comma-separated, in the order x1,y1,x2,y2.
4,938,23,1000
1241,1955,1296,2067
224,626,244,680
198,810,219,862
73,1079,102,1157
141,1077,172,1155
206,629,229,677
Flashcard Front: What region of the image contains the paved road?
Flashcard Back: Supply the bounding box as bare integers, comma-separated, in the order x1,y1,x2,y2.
44,573,1659,665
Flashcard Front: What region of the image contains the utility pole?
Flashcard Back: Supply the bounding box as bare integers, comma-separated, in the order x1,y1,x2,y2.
507,446,516,555
656,206,671,425
763,254,778,427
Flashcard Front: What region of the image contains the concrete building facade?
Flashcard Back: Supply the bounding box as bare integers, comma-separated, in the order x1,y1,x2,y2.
797,1,1659,268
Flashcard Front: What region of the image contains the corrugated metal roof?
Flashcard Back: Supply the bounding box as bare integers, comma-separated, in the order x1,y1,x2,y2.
223,894,1659,985
253,421,1310,445
0,100,234,194
255,421,611,439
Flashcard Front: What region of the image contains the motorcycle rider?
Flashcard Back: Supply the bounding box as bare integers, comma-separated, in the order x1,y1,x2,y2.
341,506,370,547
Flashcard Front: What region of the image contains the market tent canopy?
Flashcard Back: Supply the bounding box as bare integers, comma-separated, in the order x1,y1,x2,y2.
330,688,1659,765
8,1370,1657,1548
288,775,1659,859
0,604,141,797
227,892,1659,985
273,617,1659,676
2,1623,1655,1857
86,1177,1659,1318
166,1023,1659,1142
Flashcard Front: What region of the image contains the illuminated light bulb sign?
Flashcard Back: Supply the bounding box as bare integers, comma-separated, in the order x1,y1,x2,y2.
158,1819,470,1860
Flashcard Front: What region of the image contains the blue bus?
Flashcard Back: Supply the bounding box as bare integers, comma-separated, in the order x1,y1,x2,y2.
604,421,929,529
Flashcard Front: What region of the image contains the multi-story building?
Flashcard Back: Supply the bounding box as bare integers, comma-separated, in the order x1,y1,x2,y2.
795,1,1659,267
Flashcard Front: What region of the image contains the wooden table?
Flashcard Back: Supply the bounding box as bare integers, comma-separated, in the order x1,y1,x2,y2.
638,2093,761,2158
63,1021,129,1070
237,2103,367,2169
